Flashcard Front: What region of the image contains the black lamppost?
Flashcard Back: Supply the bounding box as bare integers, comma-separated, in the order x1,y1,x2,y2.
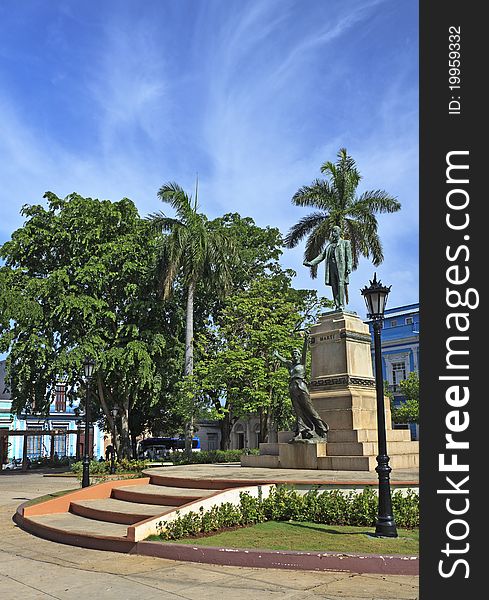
81,357,95,488
109,407,118,475
361,274,398,538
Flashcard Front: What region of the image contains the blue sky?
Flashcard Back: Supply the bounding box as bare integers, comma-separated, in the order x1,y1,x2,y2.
0,0,418,318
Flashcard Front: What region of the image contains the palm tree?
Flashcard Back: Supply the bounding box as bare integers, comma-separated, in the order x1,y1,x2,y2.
149,182,236,455
284,148,401,278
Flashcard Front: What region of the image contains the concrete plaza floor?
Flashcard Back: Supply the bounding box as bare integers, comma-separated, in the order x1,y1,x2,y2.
144,462,419,485
0,470,419,600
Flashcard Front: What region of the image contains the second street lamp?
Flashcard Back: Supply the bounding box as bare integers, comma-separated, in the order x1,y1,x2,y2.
361,274,398,538
81,357,95,489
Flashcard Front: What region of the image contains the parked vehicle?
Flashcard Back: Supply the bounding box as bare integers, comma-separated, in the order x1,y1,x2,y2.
137,436,200,460
2,457,30,470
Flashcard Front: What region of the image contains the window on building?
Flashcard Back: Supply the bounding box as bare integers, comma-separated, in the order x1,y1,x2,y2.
207,432,219,451
254,426,261,449
392,362,407,389
405,317,414,325
234,424,245,449
55,384,66,412
390,320,398,327
54,427,68,457
26,427,43,458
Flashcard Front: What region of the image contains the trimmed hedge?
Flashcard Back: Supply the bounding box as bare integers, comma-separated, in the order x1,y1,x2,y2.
70,458,149,477
169,449,259,465
156,485,419,540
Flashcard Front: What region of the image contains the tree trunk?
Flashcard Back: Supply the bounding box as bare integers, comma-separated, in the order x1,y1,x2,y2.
265,387,278,443
267,410,278,443
219,408,235,450
130,432,138,458
259,406,268,445
120,396,132,458
184,281,195,458
96,373,121,457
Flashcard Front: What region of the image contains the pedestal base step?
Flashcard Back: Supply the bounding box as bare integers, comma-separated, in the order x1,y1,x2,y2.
318,453,419,471
242,451,419,472
243,432,419,472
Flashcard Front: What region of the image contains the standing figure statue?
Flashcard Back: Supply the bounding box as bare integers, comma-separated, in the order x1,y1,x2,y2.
274,333,329,443
303,225,353,311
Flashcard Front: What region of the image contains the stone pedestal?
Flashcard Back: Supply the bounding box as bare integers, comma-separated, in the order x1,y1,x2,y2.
241,310,419,471
240,440,327,469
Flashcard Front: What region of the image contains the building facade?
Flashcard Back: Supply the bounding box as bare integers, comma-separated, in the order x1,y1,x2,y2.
366,303,419,440
0,360,105,466
195,416,263,452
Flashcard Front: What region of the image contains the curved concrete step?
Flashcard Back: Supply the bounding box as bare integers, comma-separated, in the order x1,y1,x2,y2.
70,498,178,525
29,512,129,539
111,483,219,506
147,472,244,489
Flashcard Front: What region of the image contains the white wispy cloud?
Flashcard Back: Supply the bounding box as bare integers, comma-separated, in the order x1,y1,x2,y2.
0,0,418,318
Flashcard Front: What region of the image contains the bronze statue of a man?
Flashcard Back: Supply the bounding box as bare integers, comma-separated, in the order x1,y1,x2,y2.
274,334,329,443
304,225,353,311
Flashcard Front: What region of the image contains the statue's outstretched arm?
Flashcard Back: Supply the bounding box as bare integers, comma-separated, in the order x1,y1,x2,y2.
273,350,291,368
304,249,325,267
301,332,309,366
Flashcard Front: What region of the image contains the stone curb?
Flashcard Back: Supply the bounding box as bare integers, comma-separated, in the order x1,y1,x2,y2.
137,540,419,575
14,502,418,576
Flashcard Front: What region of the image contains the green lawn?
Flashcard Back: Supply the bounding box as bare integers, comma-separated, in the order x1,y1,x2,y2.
151,521,419,555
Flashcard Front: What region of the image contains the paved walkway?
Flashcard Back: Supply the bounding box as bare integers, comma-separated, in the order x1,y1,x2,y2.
0,470,419,600
144,463,419,485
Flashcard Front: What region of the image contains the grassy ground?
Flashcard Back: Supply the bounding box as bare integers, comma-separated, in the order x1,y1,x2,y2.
151,521,419,555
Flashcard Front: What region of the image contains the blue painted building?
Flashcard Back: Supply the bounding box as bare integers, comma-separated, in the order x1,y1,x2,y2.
366,303,419,440
1,359,105,465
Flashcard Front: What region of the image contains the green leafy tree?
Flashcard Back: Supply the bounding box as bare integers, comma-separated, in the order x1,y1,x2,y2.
207,213,284,291
0,192,181,457
391,371,419,424
195,272,331,449
284,148,401,276
148,183,237,455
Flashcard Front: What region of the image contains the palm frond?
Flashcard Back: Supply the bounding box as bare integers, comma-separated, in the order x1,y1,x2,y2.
156,238,183,300
353,190,401,213
284,211,327,249
288,148,396,279
157,182,195,223
291,180,338,211
321,148,361,210
343,219,364,270
146,212,183,233
303,217,335,279
360,224,384,266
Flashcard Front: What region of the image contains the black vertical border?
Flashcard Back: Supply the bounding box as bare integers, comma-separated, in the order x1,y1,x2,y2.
420,3,484,598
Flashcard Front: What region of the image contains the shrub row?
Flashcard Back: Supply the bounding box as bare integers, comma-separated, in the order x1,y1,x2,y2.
70,458,149,476
168,449,259,465
156,485,419,540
